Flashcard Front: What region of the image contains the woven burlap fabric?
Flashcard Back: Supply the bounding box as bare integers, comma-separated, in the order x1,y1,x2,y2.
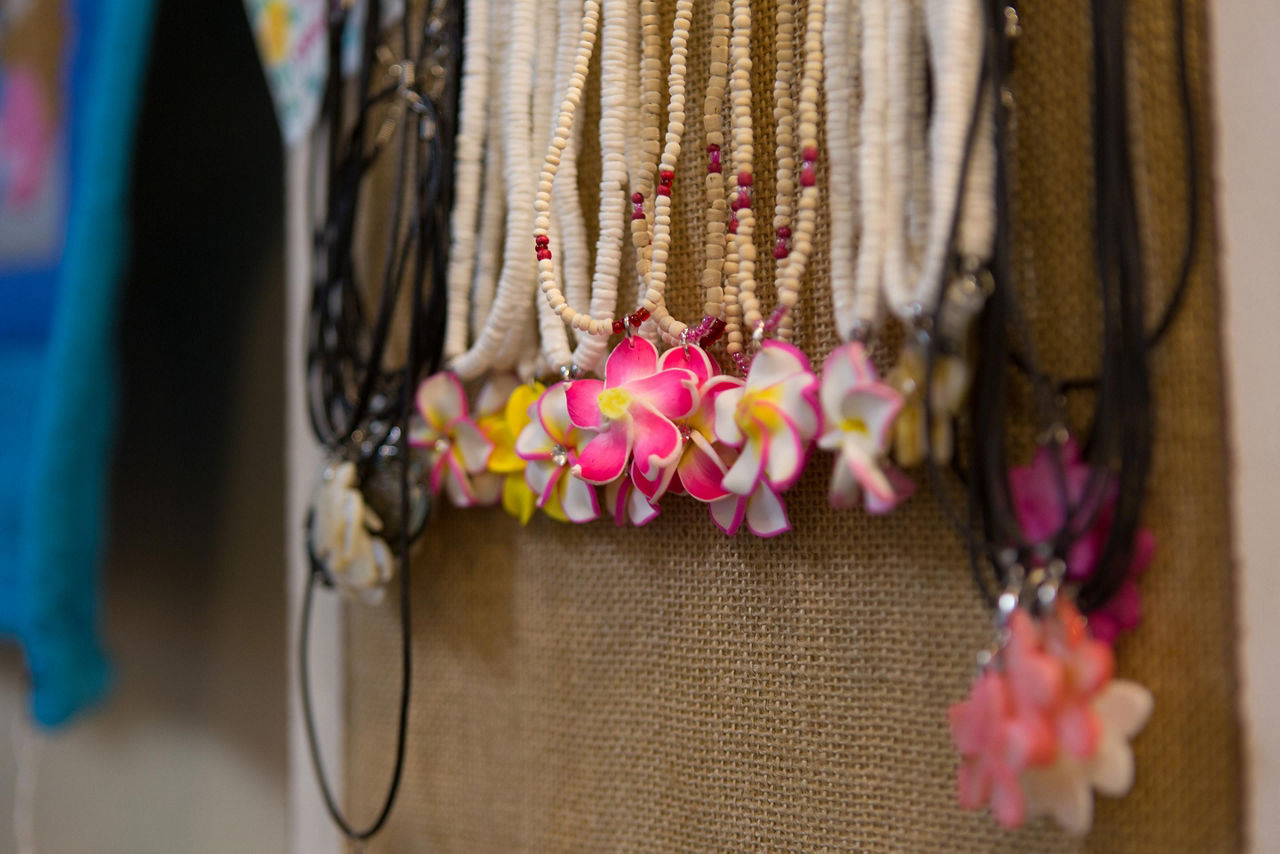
342,0,1243,850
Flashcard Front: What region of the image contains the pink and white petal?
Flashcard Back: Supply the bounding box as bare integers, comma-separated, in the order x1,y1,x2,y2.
416,372,467,430
525,458,562,505
693,375,743,434
515,421,555,461
709,494,746,536
626,368,699,420
605,478,628,526
565,379,605,429
843,384,904,451
772,371,823,439
559,474,600,523
452,418,495,473
820,343,870,416
604,336,660,388
630,404,684,479
757,403,808,490
679,432,731,502
660,344,717,384
747,340,814,390
632,455,678,502
863,463,914,514
574,423,632,484
745,482,791,537
536,382,574,442
443,456,478,507
721,437,765,495
627,485,660,526
828,457,862,509
408,417,437,449
428,452,449,495
843,443,895,504
713,385,747,446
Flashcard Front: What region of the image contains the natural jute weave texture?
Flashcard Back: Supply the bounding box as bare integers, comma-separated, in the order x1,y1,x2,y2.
344,0,1243,849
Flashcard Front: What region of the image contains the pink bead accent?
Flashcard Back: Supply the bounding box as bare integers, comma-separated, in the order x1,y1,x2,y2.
736,187,752,209
708,149,722,173
631,192,644,204
801,164,816,187
802,146,819,162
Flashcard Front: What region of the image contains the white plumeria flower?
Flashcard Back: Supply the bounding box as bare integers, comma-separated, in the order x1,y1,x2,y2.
1021,679,1155,836
709,341,821,537
817,342,913,512
408,372,494,507
309,461,393,605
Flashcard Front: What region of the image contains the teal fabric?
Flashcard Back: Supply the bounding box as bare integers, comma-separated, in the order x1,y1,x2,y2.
0,0,156,727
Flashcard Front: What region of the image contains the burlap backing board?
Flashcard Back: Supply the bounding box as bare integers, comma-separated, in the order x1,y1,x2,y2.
343,0,1243,850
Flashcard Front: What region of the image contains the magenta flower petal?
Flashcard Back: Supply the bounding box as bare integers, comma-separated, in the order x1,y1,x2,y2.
626,368,699,421
660,344,718,384
604,336,661,388
574,423,631,484
678,432,731,502
565,379,605,430
631,403,684,480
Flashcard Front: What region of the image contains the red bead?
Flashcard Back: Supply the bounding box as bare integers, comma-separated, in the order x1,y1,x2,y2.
631,192,644,204
536,248,552,260
657,185,671,196
803,146,819,162
627,313,642,328
737,171,753,187
801,165,816,187
612,319,625,334
773,242,789,259
737,188,751,208
535,234,549,247
635,307,651,322
707,143,720,153
728,217,739,234
777,226,791,239
659,170,675,184
632,207,646,220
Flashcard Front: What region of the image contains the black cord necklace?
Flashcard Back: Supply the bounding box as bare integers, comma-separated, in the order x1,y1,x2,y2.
299,0,461,842
923,0,1196,615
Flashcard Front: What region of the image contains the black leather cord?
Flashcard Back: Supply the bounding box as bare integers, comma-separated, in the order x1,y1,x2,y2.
298,0,461,841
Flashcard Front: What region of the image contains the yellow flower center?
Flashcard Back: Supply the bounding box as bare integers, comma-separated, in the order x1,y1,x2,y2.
598,387,634,421
840,416,869,436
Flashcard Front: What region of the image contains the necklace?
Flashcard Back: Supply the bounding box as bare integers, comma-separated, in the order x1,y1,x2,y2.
299,1,461,842
726,0,824,372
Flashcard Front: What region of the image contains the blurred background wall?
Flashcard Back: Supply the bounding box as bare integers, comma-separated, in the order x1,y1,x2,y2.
0,1,287,851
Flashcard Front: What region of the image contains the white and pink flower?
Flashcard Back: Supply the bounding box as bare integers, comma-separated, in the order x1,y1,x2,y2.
566,337,700,486
514,382,601,523
818,342,914,512
710,341,822,537
408,372,494,508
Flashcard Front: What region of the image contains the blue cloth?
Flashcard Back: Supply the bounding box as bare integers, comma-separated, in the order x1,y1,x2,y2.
0,0,155,727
